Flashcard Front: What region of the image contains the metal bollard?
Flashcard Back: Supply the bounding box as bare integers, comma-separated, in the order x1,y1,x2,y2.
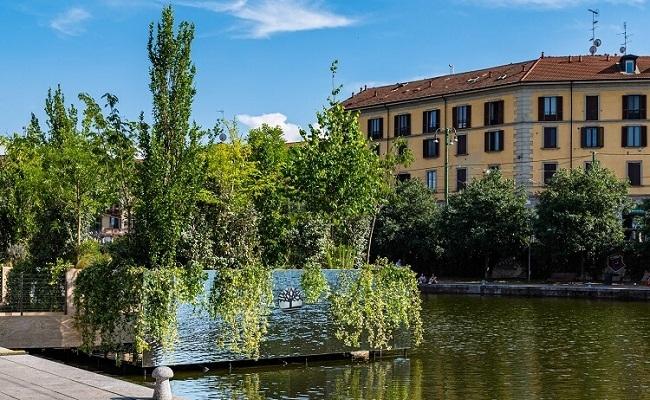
152,366,174,400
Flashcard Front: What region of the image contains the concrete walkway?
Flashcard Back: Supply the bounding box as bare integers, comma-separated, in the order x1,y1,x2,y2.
0,354,154,400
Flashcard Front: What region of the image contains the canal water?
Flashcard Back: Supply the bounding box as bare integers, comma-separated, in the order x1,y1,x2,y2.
147,292,650,399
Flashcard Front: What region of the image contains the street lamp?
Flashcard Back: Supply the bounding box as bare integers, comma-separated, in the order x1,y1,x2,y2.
434,127,458,205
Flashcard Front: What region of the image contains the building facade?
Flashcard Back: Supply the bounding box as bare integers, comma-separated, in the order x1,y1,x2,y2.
343,54,650,200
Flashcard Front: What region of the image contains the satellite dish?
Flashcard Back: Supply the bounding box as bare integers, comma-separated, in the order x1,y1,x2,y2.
589,45,597,55
594,38,602,47
620,46,626,54
219,132,227,142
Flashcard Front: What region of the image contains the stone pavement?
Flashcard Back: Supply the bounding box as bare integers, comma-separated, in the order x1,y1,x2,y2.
0,354,154,400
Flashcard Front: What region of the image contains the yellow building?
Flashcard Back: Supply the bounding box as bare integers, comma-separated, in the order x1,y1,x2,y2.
343,53,650,200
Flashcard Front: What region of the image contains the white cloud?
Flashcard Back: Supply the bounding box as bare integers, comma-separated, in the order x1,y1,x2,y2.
468,0,644,7
176,0,354,38
50,7,91,36
237,112,303,142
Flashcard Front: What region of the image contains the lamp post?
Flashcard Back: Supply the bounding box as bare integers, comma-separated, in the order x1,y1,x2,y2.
434,127,458,205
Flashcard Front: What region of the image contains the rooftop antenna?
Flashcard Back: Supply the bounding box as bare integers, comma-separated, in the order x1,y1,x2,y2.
449,64,454,75
619,22,631,54
588,8,601,55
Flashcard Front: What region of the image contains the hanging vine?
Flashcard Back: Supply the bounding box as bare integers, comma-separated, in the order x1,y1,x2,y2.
329,258,423,350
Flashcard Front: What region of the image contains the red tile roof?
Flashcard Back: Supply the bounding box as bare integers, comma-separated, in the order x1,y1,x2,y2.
342,55,650,110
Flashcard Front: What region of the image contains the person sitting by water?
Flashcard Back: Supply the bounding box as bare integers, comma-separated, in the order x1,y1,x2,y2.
428,274,438,284
417,274,427,285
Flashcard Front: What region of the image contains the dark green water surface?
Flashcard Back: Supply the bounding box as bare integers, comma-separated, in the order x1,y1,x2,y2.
149,294,650,399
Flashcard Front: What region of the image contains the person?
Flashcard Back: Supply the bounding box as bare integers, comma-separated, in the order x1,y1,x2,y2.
396,259,402,266
428,274,438,284
417,274,427,285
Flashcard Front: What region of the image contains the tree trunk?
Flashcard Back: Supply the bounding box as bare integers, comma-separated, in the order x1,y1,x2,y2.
367,211,378,264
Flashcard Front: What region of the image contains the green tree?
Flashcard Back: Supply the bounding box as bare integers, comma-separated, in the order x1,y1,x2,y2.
371,179,441,273
135,5,204,270
45,87,111,260
247,124,291,266
535,164,629,278
441,170,532,278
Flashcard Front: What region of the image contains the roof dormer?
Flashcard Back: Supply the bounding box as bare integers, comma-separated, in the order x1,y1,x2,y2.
620,54,639,74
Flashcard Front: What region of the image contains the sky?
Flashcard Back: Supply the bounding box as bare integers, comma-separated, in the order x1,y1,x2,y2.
1,0,650,142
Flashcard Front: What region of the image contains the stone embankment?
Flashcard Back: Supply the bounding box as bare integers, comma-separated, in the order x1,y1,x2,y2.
420,282,650,301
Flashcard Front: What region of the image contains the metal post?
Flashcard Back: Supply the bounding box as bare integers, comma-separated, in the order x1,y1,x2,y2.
19,271,24,316
444,128,450,205
527,240,532,282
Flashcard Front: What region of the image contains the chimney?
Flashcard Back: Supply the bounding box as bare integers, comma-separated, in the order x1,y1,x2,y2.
364,85,367,90
373,90,377,97
579,55,583,62
607,54,611,61
521,64,526,72
541,51,545,59
488,71,492,78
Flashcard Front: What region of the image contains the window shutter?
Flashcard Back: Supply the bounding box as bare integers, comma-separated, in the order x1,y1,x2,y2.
556,97,563,121
598,127,604,147
498,100,504,124
641,95,647,119
406,114,411,135
499,130,505,151
538,97,545,121
367,119,372,139
422,112,427,133
484,132,490,151
581,127,587,147
422,140,428,158
484,102,490,126
435,141,440,157
623,96,628,119
622,127,628,147
466,105,472,128
379,118,383,138
394,115,399,136
452,107,458,128
435,110,440,130
642,126,648,147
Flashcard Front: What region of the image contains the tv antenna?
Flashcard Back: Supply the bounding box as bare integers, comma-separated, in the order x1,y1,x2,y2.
619,22,631,54
588,8,601,55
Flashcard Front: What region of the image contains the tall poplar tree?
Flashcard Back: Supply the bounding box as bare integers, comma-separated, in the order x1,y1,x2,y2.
136,6,204,270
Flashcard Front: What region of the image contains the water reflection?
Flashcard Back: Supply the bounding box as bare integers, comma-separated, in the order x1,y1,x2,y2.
159,294,650,400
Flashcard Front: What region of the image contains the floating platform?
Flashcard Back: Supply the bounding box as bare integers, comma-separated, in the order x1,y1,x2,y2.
420,282,650,301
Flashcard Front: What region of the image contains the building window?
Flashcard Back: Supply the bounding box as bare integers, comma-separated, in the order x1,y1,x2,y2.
109,216,121,230
396,173,411,182
581,127,604,148
367,118,383,140
623,95,646,120
484,100,504,126
453,105,471,129
543,163,557,185
543,127,557,148
625,59,635,74
456,168,467,191
538,96,563,121
426,170,437,191
628,162,642,186
488,165,500,172
394,114,411,137
585,96,599,121
423,138,440,158
456,134,468,155
423,110,440,133
484,130,504,152
622,126,647,148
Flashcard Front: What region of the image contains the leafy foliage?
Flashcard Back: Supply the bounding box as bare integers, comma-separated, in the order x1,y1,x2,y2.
372,179,441,273
440,171,532,278
535,164,630,276
329,258,423,350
